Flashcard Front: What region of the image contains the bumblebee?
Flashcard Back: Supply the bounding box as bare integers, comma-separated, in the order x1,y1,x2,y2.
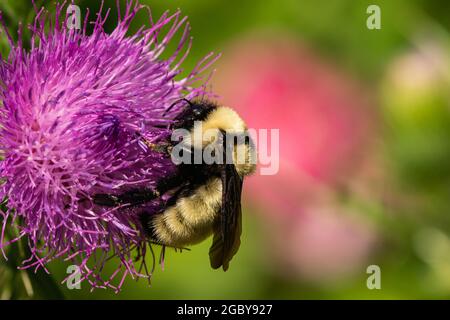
93,100,256,270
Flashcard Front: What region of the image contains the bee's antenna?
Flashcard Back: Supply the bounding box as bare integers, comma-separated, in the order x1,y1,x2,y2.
163,98,193,116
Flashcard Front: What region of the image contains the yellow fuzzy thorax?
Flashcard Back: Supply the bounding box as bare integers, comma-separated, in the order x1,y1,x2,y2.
185,106,256,176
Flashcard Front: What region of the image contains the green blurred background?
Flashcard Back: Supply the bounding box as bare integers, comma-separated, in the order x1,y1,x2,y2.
0,0,450,299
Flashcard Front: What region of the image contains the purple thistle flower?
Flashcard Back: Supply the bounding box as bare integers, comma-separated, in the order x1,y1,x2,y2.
0,0,218,291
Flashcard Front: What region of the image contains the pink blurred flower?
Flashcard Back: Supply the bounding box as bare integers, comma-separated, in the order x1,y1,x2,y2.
269,205,377,283
215,36,372,189
214,35,378,280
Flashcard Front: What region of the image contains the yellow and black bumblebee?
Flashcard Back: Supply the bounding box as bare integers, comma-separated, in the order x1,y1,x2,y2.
93,100,256,270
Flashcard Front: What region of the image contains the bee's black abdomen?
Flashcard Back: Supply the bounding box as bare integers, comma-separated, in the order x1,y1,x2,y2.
139,211,159,241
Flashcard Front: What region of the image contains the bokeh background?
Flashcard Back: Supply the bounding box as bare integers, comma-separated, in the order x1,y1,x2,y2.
0,0,450,299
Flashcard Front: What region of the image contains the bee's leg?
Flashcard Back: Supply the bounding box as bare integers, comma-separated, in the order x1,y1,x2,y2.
93,188,160,207
92,194,121,207
136,132,173,156
92,173,182,208
117,189,160,206
147,240,190,251
146,141,173,155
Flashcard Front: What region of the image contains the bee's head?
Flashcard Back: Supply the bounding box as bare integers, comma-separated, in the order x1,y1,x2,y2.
173,100,216,130
186,105,257,177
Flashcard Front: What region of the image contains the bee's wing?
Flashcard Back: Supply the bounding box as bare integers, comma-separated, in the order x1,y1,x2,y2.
209,163,243,271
